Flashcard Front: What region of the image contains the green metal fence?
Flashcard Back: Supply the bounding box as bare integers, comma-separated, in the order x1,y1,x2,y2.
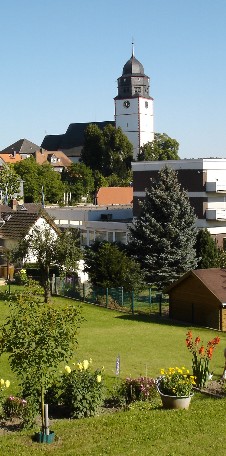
52,275,169,317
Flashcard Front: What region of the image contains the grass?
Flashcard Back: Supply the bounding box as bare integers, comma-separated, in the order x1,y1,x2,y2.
0,286,226,455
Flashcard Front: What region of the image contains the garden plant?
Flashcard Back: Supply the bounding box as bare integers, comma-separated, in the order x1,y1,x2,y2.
0,282,82,432
186,330,220,387
0,286,225,455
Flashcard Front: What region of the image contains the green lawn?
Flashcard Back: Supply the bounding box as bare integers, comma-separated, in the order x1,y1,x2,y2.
0,288,225,455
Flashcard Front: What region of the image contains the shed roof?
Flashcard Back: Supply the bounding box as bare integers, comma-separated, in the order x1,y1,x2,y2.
166,268,226,304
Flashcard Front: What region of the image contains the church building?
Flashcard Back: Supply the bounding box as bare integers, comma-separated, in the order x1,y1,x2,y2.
41,47,154,160
114,45,154,159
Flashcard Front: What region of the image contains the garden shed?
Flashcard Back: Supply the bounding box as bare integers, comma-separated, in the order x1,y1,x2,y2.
166,269,226,331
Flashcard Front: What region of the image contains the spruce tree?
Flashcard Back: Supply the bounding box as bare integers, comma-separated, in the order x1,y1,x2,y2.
129,166,197,289
195,228,219,268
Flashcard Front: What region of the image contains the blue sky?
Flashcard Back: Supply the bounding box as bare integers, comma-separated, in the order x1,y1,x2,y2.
1,0,226,159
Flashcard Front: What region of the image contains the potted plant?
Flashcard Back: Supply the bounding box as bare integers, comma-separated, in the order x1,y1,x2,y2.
156,366,196,409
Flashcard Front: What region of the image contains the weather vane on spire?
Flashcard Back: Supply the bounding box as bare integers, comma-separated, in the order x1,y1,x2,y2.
132,38,135,57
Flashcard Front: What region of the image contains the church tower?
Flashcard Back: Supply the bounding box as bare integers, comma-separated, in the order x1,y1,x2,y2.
114,45,154,160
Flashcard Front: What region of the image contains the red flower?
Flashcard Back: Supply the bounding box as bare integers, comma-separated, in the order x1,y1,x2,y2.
199,346,205,356
195,337,201,345
207,347,213,359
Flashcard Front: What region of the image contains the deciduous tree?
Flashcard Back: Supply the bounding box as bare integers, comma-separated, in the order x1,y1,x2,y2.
61,162,95,203
137,133,180,161
13,227,81,302
0,164,21,203
0,283,82,431
80,124,133,179
14,158,64,204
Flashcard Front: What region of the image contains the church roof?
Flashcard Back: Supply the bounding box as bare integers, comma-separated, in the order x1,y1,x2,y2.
41,121,114,152
122,55,144,76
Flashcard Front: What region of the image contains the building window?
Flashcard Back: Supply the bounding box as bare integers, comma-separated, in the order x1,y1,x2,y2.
95,231,107,242
115,232,127,244
107,232,113,242
223,238,226,251
134,87,141,93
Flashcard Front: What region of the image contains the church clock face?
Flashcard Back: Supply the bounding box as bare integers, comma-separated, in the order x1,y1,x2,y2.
123,100,130,108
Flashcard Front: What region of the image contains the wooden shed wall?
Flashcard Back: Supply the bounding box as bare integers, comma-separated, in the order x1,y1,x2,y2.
169,275,222,330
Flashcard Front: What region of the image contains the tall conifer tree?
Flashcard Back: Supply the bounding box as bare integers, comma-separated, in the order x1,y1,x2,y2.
195,228,219,268
129,166,197,289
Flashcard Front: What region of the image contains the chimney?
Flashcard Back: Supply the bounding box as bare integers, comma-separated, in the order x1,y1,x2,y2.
10,199,18,211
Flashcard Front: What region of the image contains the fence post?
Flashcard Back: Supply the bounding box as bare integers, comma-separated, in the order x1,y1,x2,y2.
131,291,134,315
149,287,152,305
121,287,124,306
83,283,85,301
159,293,162,316
106,287,108,308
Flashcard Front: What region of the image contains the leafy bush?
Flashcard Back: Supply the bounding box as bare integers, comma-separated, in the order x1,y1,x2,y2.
14,269,28,285
3,395,39,429
123,376,156,403
0,378,10,417
61,360,105,418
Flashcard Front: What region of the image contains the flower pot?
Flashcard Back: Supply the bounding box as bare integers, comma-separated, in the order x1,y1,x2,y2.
34,431,55,444
156,383,193,410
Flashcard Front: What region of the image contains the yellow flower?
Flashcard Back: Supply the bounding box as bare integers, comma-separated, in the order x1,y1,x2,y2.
96,375,101,383
65,365,71,374
160,369,165,375
0,379,4,386
5,380,10,388
77,362,83,371
89,358,93,365
83,359,89,371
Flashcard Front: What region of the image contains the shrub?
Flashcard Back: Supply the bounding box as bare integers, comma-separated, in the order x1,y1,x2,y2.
3,395,39,429
0,378,10,417
61,360,105,418
123,376,156,403
14,269,28,285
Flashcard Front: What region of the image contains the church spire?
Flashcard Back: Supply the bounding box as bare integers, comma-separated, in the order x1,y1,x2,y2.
132,40,135,58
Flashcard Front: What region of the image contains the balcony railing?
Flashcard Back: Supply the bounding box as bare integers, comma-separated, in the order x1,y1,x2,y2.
206,182,226,193
206,209,226,220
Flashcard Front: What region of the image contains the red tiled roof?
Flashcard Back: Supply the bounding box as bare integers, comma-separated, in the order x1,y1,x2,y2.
96,187,133,205
0,153,22,163
35,150,72,167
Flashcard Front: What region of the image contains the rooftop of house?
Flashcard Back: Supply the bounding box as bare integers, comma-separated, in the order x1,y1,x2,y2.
35,150,72,168
0,139,40,155
96,187,133,205
166,268,226,304
0,153,23,164
0,203,58,240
